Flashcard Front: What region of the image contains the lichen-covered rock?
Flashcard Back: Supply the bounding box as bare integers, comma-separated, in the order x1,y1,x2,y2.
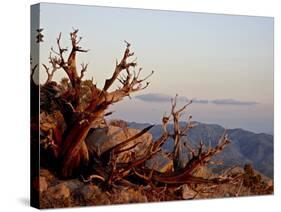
79,184,98,200
47,183,70,200
145,152,173,173
40,168,56,183
110,187,148,204
193,166,214,178
75,184,111,205
33,176,48,193
85,126,153,162
38,165,273,209
182,184,197,199
39,177,48,192
64,179,84,191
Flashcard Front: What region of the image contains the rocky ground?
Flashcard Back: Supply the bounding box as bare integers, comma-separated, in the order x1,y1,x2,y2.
36,168,173,208
36,120,273,208
34,166,273,208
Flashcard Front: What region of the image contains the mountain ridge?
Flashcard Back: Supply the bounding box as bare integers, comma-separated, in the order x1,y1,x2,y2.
126,121,273,179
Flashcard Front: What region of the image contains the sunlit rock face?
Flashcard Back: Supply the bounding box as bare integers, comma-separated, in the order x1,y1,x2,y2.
85,126,153,160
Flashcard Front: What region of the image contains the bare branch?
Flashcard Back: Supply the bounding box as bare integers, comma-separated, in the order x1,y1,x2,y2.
69,29,89,53
151,136,230,185
85,44,153,113
81,174,105,183
103,41,137,92
80,63,88,80
114,140,142,155
166,95,194,169
50,33,68,68
103,125,154,156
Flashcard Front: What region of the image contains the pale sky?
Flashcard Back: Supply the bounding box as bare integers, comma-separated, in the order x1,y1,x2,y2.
34,3,274,133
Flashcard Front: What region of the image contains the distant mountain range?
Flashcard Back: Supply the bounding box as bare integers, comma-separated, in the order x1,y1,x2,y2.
127,121,273,179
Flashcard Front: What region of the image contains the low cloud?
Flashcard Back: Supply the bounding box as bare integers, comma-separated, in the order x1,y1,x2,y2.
193,99,209,104
135,93,190,102
135,93,258,106
211,99,258,105
136,93,177,102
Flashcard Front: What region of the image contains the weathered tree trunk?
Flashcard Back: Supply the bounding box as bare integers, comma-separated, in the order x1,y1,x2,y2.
59,121,91,177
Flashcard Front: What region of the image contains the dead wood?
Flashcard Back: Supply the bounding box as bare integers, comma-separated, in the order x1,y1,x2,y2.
35,29,237,195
